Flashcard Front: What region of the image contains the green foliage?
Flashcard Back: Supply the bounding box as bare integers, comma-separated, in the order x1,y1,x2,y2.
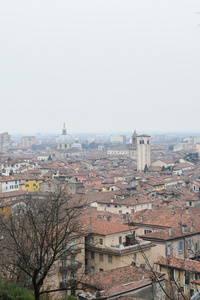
184,152,199,164
0,281,34,300
168,145,174,151
66,296,77,300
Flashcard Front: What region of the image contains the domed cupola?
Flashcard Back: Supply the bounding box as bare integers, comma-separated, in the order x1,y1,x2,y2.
56,123,73,150
72,138,82,149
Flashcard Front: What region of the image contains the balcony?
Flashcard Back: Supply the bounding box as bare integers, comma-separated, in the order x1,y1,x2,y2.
62,247,82,257
60,279,76,288
59,262,82,272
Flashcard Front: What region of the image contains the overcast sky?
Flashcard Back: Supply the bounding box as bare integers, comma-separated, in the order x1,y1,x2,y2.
0,0,200,135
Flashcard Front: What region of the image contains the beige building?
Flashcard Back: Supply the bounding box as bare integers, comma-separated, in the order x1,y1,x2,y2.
137,134,151,171
0,132,11,145
84,215,156,275
107,146,127,156
19,136,37,147
96,197,153,214
44,235,86,299
110,135,126,145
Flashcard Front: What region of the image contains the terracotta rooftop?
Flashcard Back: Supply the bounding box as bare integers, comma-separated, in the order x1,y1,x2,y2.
155,256,200,273
79,265,164,298
129,206,200,229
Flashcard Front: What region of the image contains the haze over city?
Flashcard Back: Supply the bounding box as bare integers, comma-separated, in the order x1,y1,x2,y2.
1,0,200,134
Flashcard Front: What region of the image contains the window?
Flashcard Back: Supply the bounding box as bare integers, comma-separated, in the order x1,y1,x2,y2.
71,288,75,296
91,267,95,274
62,274,67,283
144,230,152,234
169,268,174,281
190,289,194,297
91,252,95,259
195,273,200,280
119,236,122,244
91,237,94,245
195,243,198,252
99,268,104,272
71,256,75,265
189,201,192,206
187,239,192,250
25,184,29,187
114,205,118,208
134,253,137,261
99,238,103,246
108,255,112,263
62,243,67,250
100,204,103,207
62,259,67,267
178,240,183,251
185,272,189,285
70,240,75,250
107,204,111,207
99,254,103,262
166,244,171,255
71,272,75,279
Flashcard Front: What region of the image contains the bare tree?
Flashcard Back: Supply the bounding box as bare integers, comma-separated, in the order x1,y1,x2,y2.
0,191,85,300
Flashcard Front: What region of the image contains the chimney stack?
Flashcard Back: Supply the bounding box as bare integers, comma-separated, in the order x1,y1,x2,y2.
169,228,173,237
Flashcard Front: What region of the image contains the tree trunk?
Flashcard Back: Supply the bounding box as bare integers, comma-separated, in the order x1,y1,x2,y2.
34,288,40,300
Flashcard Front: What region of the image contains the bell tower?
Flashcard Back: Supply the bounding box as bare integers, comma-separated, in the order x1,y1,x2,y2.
137,135,151,172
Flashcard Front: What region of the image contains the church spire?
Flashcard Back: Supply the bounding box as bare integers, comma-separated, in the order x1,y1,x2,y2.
62,123,67,135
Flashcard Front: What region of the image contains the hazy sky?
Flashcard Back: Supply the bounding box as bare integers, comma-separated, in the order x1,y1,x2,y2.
0,0,200,135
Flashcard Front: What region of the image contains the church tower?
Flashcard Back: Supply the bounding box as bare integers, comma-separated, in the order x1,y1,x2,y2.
137,135,151,172
132,130,137,147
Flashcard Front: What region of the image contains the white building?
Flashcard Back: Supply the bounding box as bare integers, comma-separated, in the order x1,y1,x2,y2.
0,176,24,193
56,123,73,150
137,134,151,172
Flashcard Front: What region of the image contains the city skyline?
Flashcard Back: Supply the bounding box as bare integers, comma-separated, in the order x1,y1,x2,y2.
1,0,200,134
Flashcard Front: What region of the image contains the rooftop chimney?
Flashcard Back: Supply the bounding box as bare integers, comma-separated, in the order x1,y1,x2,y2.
169,228,173,237
186,207,189,214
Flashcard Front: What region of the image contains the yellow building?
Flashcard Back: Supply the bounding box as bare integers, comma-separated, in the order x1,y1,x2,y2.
155,256,200,299
20,178,43,192
146,179,165,191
